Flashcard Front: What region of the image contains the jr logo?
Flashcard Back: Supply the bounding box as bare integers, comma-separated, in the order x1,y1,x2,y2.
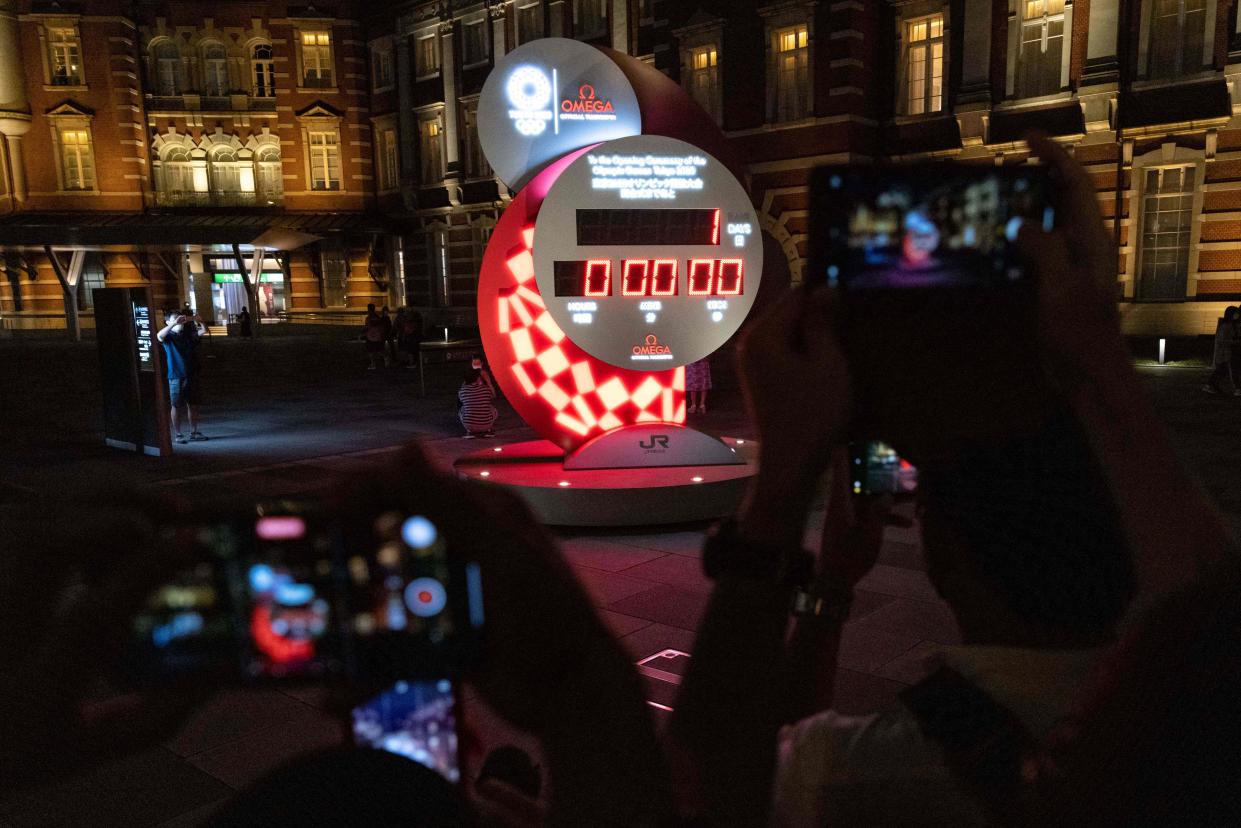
639,435,670,450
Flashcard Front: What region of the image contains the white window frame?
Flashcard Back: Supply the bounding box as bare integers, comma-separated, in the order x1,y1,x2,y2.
371,44,395,91
201,42,229,97
1138,0,1217,81
419,114,444,184
376,124,400,191
1127,144,1208,300
254,144,283,204
683,43,721,125
899,11,946,116
307,130,342,191
415,32,440,78
320,244,350,308
51,121,96,191
47,26,83,86
299,30,335,88
159,145,196,195
152,39,183,96
769,21,811,123
1005,0,1073,99
428,223,451,306
461,17,489,67
251,43,275,97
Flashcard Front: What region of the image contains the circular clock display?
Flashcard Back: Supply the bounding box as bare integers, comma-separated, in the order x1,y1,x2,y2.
533,135,762,370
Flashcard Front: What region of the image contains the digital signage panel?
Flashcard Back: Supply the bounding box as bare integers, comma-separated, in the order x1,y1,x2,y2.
532,135,762,370
477,38,641,191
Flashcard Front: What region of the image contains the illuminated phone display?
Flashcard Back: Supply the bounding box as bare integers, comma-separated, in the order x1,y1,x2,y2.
533,135,763,369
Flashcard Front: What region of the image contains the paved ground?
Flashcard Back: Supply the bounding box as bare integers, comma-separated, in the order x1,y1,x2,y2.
1,332,1237,827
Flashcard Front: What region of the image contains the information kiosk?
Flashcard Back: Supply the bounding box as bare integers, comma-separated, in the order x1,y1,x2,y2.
455,39,761,525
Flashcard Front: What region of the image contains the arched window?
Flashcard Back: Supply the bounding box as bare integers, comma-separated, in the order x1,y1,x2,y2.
209,145,241,194
202,42,228,96
255,144,282,203
153,40,182,96
252,43,275,97
161,145,195,194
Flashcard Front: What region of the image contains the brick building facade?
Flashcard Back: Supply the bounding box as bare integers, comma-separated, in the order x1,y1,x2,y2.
4,0,1241,337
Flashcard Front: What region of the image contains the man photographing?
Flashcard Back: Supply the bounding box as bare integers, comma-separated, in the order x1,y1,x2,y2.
157,310,207,445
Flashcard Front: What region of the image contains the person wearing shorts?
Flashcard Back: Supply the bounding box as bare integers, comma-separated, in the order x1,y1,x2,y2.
158,311,208,444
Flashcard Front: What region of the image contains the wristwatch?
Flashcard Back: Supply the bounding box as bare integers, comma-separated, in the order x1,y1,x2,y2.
790,579,855,622
701,517,813,587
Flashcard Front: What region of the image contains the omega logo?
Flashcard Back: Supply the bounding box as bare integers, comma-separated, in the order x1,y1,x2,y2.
639,435,670,450
561,83,615,114
632,334,671,356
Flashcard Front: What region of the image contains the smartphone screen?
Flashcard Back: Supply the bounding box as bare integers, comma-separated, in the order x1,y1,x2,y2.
849,441,918,496
808,164,1060,455
125,520,242,681
232,509,349,680
345,511,483,680
816,166,1054,291
352,679,460,783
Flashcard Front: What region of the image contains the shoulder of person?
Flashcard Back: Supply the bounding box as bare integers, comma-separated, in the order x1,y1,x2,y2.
778,707,952,787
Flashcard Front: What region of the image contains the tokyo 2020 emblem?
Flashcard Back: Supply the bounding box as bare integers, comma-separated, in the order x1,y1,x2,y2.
506,66,553,137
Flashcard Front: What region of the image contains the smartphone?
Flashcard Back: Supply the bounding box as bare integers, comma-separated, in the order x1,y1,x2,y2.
343,509,485,682
809,163,1061,455
849,441,917,496
125,505,352,683
351,678,460,783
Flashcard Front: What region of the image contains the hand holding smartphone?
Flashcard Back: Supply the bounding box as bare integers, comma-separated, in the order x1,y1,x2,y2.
809,163,1061,458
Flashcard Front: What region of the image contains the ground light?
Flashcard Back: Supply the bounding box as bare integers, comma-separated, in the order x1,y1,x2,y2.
1159,338,1167,365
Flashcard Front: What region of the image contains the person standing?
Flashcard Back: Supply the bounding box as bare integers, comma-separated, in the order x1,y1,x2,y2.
380,305,396,367
156,311,208,444
1203,306,1240,395
685,357,712,414
397,307,424,369
459,359,497,438
363,303,385,370
237,306,252,339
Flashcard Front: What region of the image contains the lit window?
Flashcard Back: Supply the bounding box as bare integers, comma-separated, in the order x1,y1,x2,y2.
255,145,283,204
301,31,334,87
463,102,490,178
379,127,400,190
209,145,244,197
153,40,182,96
202,43,229,96
685,45,720,124
1138,165,1196,300
773,24,809,122
1015,0,1065,98
372,47,394,89
59,128,95,190
431,226,451,305
420,118,443,183
78,253,106,310
462,19,488,65
321,247,349,307
905,14,944,115
573,0,607,39
252,44,275,97
1148,0,1208,80
48,28,82,86
159,145,195,197
416,34,439,77
308,131,342,190
516,2,543,44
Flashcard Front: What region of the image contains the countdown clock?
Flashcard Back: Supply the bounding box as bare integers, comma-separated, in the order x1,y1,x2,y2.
532,135,762,370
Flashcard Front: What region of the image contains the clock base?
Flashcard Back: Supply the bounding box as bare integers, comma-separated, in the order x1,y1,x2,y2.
452,435,756,527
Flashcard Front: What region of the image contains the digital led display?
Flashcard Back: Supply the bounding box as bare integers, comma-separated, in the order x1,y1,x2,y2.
576,209,720,246
553,258,744,297
533,135,762,369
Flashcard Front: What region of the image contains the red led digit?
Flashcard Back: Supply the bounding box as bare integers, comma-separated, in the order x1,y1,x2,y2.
715,259,743,296
688,259,715,296
711,209,720,245
621,259,649,297
584,259,611,297
650,259,678,296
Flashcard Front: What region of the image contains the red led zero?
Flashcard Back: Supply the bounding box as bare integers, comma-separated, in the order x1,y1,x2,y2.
651,259,678,296
621,259,649,297
688,259,715,296
584,259,611,297
715,259,743,296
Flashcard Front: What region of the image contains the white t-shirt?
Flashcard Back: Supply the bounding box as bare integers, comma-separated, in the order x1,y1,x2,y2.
771,645,1101,827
